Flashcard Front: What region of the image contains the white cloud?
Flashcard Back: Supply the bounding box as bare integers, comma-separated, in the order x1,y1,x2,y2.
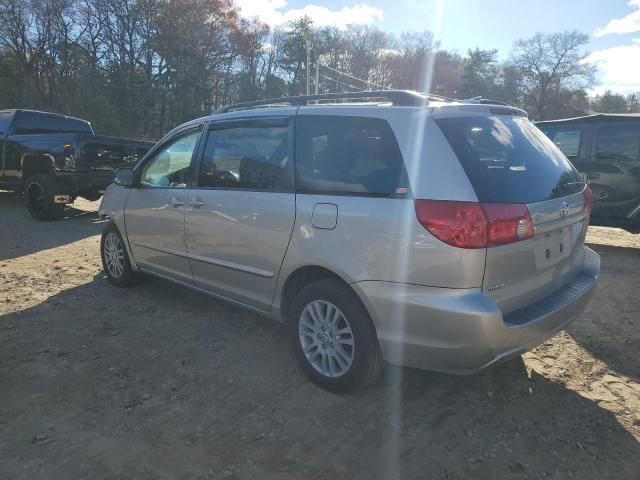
584,39,640,93
234,0,384,30
594,0,640,37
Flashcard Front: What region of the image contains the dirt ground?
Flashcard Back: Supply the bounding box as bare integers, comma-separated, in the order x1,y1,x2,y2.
0,189,638,480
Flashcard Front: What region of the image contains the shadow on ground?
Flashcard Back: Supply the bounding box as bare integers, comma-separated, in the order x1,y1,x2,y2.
1,274,638,480
0,190,103,261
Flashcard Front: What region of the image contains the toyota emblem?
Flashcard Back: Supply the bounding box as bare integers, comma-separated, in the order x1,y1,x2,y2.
560,202,569,217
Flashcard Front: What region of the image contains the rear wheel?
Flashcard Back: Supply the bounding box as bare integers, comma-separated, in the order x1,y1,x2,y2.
101,222,137,287
289,279,385,393
24,174,65,220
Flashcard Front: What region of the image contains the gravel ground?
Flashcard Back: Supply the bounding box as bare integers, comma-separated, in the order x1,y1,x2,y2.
0,190,639,480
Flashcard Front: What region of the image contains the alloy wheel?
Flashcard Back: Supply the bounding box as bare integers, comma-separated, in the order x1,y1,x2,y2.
298,300,355,378
103,232,125,279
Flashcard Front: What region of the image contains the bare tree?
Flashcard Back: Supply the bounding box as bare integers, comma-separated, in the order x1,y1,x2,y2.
510,30,596,120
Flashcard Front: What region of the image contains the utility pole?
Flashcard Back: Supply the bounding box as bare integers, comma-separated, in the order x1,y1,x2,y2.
315,58,319,95
305,39,311,95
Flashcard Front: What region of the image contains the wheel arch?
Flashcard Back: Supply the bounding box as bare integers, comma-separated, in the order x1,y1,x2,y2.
21,153,55,182
278,265,372,327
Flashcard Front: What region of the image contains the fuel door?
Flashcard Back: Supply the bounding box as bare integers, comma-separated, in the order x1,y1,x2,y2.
311,203,338,230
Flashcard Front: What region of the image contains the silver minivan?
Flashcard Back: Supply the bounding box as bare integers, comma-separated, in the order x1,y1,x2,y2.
99,91,600,392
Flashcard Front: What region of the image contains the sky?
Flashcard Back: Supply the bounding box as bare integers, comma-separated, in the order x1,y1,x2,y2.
234,0,640,95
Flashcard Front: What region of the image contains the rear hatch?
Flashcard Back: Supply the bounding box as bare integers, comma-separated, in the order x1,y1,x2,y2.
435,113,590,315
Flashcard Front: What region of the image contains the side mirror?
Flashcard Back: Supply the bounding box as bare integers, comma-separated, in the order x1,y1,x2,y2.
114,167,134,187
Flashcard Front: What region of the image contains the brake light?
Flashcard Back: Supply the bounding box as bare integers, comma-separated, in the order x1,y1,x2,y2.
583,186,593,215
482,203,534,246
415,200,486,248
414,200,534,249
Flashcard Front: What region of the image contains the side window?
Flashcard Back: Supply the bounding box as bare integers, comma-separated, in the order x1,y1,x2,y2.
198,122,290,191
0,112,12,135
295,115,409,196
542,127,582,160
595,125,640,163
141,128,201,188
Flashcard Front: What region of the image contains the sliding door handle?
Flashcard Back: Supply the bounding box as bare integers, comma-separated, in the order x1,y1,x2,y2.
187,199,206,207
169,198,184,207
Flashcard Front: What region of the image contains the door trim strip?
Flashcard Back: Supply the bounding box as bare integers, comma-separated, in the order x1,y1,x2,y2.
188,252,274,278
134,241,274,279
133,241,187,258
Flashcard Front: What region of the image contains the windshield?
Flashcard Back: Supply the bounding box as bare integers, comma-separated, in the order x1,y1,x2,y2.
436,116,585,204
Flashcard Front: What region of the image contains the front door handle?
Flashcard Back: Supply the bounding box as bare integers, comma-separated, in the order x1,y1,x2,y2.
187,199,206,207
169,198,184,207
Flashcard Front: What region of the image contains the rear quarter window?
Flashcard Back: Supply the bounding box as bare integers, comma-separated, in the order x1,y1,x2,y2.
436,116,584,204
14,111,93,135
0,111,13,135
295,115,410,196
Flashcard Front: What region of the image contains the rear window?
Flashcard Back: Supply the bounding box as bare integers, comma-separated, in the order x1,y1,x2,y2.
14,111,93,135
295,115,409,196
436,116,584,204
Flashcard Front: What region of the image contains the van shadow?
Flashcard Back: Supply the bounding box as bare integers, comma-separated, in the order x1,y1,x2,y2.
1,274,638,479
569,243,640,382
0,189,104,261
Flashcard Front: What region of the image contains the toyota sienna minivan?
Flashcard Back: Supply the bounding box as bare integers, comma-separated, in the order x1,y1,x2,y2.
99,90,600,392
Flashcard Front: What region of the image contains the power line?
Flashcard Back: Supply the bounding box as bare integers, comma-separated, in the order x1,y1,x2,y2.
319,63,389,90
319,73,364,92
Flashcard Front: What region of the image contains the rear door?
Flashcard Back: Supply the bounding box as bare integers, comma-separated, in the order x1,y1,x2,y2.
125,125,203,284
589,122,640,221
436,115,588,314
184,117,295,311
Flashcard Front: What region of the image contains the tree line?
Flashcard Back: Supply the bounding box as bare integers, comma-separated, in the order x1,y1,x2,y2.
0,0,637,140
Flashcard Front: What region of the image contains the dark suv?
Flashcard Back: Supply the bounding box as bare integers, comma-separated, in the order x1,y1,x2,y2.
538,114,640,232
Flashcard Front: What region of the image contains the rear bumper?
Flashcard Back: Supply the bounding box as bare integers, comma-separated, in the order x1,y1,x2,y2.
352,246,600,374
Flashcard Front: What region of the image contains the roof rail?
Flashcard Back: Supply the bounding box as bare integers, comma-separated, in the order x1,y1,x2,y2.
463,97,510,106
214,90,428,114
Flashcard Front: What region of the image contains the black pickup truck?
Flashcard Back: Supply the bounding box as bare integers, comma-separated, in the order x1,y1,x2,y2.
0,109,154,220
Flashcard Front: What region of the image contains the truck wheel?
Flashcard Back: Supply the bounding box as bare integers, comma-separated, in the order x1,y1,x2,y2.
289,279,385,393
24,174,65,220
100,222,137,287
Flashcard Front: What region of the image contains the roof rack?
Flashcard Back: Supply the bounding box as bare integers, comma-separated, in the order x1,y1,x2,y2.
214,90,429,114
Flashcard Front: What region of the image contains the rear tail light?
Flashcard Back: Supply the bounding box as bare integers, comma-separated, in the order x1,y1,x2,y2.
583,186,593,215
415,200,534,249
482,203,534,246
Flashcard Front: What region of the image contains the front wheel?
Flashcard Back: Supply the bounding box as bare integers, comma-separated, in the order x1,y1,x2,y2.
101,223,137,287
289,279,385,393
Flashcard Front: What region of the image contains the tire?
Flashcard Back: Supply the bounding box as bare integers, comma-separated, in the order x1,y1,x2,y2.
289,279,385,393
100,222,137,287
24,174,66,220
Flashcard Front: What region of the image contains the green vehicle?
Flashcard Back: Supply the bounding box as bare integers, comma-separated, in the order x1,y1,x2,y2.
538,114,640,232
